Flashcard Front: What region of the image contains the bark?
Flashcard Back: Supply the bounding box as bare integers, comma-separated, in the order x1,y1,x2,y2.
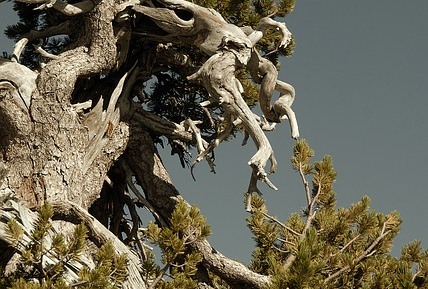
2,0,126,208
1,0,134,284
0,0,299,287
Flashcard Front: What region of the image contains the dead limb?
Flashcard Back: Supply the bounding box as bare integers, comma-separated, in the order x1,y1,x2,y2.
189,51,277,189
134,0,252,57
0,59,37,112
247,49,299,139
133,0,298,192
123,125,272,289
13,0,95,15
120,160,167,227
245,170,263,212
33,40,61,60
257,17,293,51
184,119,216,176
12,20,71,62
0,199,84,283
50,0,95,16
132,108,194,142
273,80,299,138
244,17,299,139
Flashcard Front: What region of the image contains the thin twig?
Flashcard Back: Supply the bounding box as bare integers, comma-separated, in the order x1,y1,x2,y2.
262,212,301,237
185,119,216,177
277,237,295,247
299,163,311,206
121,160,167,227
245,170,262,212
271,244,289,253
33,41,60,60
326,234,360,265
148,262,171,289
338,235,360,254
324,224,391,283
283,169,320,269
123,193,141,244
200,105,215,128
304,183,321,232
148,233,193,289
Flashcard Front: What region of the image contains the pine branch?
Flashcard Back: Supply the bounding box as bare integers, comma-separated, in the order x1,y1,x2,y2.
298,162,311,206
283,171,321,270
262,212,301,237
324,222,391,283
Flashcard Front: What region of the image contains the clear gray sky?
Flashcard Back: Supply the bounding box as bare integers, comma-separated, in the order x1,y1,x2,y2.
1,1,428,265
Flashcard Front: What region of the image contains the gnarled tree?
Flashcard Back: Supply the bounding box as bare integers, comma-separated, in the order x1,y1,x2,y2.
2,1,428,289
0,0,298,288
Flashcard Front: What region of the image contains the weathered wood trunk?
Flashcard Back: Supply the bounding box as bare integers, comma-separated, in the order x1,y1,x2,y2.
0,0,125,207
0,0,299,288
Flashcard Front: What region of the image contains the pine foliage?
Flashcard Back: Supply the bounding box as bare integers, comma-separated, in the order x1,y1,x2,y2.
246,140,428,288
144,199,210,289
0,203,127,289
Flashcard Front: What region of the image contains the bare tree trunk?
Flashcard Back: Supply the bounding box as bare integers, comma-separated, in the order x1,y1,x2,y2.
0,0,298,287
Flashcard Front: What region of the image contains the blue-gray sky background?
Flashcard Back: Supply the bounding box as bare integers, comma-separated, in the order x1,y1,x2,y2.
1,1,427,265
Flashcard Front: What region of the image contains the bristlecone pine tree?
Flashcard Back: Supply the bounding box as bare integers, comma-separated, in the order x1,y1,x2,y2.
0,0,427,288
